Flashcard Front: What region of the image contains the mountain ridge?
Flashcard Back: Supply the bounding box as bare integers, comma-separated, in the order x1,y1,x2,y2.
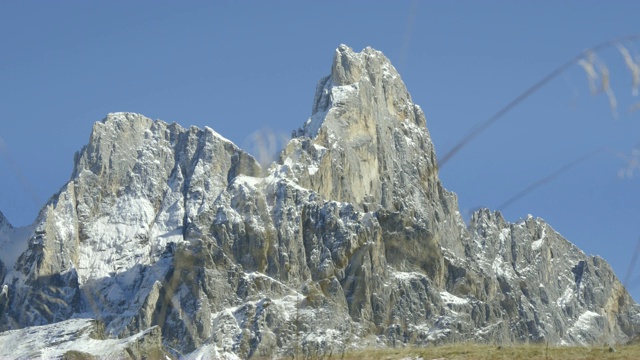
0,45,638,359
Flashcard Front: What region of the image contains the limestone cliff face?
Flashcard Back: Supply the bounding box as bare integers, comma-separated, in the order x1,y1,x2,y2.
290,45,436,210
0,45,638,358
285,45,466,287
459,210,640,344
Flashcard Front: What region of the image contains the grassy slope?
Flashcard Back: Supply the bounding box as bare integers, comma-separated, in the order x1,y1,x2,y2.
337,343,640,360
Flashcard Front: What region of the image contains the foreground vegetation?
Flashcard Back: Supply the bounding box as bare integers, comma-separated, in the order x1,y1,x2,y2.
333,342,640,360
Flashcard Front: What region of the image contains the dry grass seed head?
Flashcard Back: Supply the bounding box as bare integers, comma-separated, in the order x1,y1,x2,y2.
617,43,640,96
578,52,599,95
596,62,618,117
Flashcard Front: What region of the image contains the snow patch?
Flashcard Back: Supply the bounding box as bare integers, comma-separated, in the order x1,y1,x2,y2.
304,111,329,138
567,311,602,344
308,165,319,175
531,239,543,251
0,318,160,359
184,343,241,360
440,291,469,305
404,136,415,147
77,195,169,282
233,175,263,189
203,126,236,147
532,225,547,251
330,83,358,104
557,287,574,307
572,311,601,331
393,271,426,281
491,257,515,281
313,144,327,152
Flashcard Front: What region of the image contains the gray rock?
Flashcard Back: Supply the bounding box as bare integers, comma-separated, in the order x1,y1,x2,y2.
0,45,638,359
0,259,5,286
0,212,10,284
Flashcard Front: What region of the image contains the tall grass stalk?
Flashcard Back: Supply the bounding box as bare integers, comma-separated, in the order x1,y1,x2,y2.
438,34,640,168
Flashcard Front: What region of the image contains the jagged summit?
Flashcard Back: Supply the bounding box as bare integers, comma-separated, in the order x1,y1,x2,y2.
0,45,638,358
67,113,262,282
283,45,439,214
302,44,423,139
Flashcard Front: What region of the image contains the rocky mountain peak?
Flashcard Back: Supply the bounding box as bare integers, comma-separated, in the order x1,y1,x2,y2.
0,45,638,358
305,44,423,139
285,45,439,213
330,45,401,86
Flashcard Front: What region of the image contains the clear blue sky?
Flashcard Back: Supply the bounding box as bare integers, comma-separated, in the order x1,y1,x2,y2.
2,1,640,298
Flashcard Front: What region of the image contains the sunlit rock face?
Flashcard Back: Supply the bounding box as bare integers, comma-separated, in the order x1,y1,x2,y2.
0,45,638,358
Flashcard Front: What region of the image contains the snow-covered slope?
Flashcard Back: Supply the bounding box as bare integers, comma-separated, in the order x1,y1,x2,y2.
0,318,165,359
0,45,638,359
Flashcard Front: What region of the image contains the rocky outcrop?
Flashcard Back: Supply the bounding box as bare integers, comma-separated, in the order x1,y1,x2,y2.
0,45,638,358
0,212,12,281
461,210,640,344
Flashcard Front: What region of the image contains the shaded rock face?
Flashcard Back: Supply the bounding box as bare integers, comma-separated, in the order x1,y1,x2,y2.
0,260,5,289
0,213,10,284
0,213,9,286
0,45,639,358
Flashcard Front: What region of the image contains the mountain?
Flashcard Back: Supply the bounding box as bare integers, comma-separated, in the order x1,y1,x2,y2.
0,212,31,286
0,45,638,359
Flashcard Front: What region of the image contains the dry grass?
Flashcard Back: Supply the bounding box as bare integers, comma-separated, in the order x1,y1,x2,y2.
336,342,640,360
